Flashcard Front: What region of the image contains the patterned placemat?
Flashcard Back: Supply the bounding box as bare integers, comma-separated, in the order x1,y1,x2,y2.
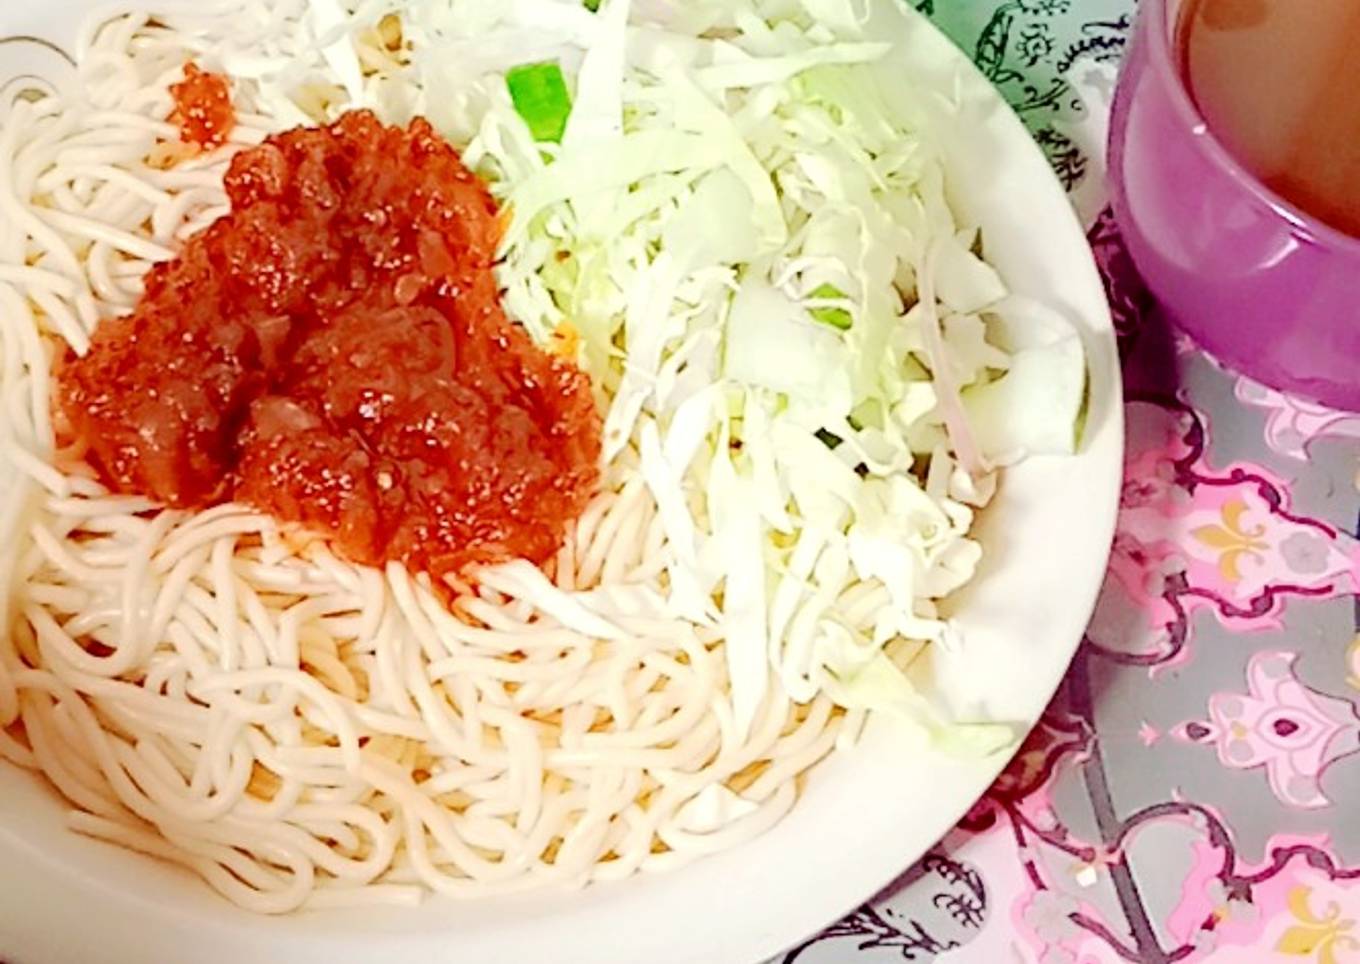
778,3,1360,962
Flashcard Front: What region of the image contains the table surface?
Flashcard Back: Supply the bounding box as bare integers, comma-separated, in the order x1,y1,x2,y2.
777,2,1360,963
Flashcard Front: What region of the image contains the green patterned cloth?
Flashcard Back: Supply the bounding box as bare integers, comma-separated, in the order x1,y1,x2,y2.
919,0,1134,224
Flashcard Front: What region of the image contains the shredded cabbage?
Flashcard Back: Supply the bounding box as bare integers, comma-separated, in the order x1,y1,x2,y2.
218,0,1087,751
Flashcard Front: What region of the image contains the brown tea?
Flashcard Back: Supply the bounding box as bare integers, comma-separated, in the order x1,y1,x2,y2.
1179,0,1360,238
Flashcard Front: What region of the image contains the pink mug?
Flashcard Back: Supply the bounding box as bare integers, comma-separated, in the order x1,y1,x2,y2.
1107,0,1360,412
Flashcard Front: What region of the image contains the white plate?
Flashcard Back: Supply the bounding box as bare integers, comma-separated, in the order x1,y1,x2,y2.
0,3,1123,963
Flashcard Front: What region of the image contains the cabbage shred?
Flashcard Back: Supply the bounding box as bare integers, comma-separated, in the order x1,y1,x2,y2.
201,0,1086,747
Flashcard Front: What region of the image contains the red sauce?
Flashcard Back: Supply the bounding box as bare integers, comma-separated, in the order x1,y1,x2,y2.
60,111,601,578
168,63,235,151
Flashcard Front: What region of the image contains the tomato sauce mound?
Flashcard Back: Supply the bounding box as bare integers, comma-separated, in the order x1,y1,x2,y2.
169,63,235,151
60,110,602,577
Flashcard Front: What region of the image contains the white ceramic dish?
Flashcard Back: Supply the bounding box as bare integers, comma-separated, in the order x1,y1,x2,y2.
0,3,1123,962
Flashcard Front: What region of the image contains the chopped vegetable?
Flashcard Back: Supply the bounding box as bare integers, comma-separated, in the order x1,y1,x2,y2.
829,653,1015,757
295,0,1092,752
963,328,1087,463
505,62,573,143
725,280,851,404
807,282,854,331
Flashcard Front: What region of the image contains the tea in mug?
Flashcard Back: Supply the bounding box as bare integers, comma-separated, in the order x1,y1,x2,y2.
1179,0,1360,238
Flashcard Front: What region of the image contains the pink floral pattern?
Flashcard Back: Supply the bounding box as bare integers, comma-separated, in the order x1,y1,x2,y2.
1086,397,1359,673
1174,651,1360,809
1236,377,1360,462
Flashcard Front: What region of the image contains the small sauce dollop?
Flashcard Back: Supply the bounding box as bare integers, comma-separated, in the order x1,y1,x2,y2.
61,110,601,577
168,63,235,151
